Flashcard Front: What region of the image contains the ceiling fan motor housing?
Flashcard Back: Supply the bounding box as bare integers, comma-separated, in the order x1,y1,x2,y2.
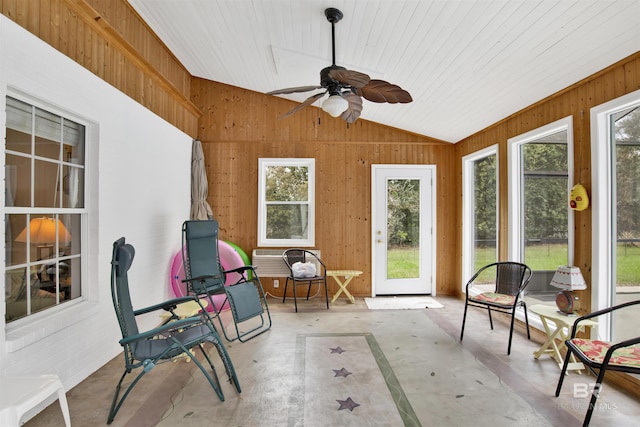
320,65,346,91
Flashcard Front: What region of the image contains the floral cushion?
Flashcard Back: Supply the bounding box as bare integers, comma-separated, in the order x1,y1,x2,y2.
470,292,515,306
571,339,640,367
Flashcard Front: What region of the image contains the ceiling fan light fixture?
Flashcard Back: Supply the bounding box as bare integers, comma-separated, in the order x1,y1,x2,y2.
322,94,348,117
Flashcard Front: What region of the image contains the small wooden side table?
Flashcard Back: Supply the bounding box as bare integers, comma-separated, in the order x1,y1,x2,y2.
530,304,597,373
327,270,362,304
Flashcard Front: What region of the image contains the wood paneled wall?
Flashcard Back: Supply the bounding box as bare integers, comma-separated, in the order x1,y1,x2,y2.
5,0,639,397
191,78,458,297
4,1,638,304
454,52,640,311
0,0,199,135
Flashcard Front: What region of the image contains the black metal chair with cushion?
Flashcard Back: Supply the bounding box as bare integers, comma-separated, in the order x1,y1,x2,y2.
555,299,640,427
182,219,271,342
108,237,240,424
282,248,328,312
460,261,532,355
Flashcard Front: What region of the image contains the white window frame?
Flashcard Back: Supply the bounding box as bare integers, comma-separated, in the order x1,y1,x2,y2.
507,116,575,263
4,91,91,337
257,158,315,247
591,88,640,341
462,144,498,292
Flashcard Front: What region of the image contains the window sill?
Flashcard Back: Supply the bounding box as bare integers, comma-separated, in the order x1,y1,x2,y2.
5,300,96,353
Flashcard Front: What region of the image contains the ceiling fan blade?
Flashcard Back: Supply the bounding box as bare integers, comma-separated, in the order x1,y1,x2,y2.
328,69,371,88
340,93,363,123
270,9,411,125
279,91,327,119
356,80,413,104
267,85,323,95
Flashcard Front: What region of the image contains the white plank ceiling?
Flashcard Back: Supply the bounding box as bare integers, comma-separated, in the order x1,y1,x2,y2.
128,0,640,143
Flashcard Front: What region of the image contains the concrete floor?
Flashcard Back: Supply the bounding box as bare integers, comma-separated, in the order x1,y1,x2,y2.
25,295,640,426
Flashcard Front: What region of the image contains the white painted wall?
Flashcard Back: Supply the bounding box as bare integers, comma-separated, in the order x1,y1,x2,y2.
0,14,191,401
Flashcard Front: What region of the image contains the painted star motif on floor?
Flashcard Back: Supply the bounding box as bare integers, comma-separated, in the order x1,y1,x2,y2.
337,397,360,411
333,367,352,378
330,346,346,354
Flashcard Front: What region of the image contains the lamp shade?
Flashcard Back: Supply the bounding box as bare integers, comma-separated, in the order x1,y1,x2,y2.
15,217,71,244
322,94,348,117
550,266,586,291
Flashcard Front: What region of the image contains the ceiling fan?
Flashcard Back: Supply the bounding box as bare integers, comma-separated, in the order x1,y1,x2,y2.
267,7,412,123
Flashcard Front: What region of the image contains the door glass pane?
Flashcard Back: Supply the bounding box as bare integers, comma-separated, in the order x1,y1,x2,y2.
613,106,640,341
386,179,420,279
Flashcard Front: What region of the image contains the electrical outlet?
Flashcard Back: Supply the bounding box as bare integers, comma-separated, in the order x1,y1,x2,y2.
273,279,279,288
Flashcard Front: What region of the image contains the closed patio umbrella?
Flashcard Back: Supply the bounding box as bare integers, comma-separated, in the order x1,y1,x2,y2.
190,139,213,220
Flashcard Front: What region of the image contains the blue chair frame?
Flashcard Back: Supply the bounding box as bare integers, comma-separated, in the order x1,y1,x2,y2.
108,237,240,424
182,220,271,342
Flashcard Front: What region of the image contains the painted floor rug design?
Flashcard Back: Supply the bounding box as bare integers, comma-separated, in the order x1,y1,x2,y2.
294,333,420,426
154,310,551,427
364,296,443,310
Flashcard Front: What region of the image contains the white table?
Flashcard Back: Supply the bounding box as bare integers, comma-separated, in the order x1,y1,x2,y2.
530,304,597,373
0,375,71,427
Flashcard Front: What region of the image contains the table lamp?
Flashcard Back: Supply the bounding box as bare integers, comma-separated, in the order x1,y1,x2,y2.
550,266,586,315
15,217,71,260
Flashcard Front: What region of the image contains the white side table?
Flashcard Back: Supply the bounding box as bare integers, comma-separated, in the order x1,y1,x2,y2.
0,375,71,427
530,304,597,373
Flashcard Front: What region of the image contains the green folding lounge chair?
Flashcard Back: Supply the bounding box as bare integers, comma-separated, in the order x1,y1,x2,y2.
108,237,240,424
182,220,272,342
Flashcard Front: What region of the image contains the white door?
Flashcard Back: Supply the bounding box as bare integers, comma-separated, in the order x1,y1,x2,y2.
372,165,435,295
